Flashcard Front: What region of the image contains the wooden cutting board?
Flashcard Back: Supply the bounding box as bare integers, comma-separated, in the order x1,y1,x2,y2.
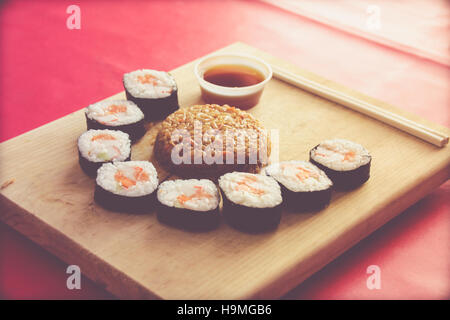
1,42,449,299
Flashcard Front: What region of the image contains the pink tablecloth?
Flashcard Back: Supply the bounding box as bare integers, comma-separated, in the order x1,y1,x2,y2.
0,0,449,299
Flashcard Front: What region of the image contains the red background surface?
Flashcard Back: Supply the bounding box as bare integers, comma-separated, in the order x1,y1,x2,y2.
0,0,449,299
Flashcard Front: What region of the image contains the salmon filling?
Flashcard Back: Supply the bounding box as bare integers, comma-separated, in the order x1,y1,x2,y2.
91,133,116,141
114,166,150,189
105,104,127,115
137,74,158,85
310,139,371,173
316,145,356,162
157,179,219,211
280,163,320,181
234,175,265,195
177,186,213,205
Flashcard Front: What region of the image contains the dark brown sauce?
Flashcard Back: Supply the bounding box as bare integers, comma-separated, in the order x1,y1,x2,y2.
203,64,265,88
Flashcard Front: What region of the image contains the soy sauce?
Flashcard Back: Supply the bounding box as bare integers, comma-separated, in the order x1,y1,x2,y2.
203,64,265,88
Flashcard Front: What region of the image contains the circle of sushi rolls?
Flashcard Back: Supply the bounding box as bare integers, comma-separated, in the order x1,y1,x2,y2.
156,179,220,232
265,160,333,212
84,100,145,143
94,161,158,213
218,172,282,233
123,69,179,121
78,129,131,177
310,139,371,190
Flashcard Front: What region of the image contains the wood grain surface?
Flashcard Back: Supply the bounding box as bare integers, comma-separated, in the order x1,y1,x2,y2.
1,42,449,299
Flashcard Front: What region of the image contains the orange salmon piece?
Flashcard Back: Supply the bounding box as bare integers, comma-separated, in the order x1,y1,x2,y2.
106,104,127,115
343,151,356,161
315,152,326,157
91,133,116,141
243,174,258,182
235,177,265,195
114,171,136,189
177,186,213,204
295,167,311,181
133,167,149,182
137,74,157,85
177,194,191,204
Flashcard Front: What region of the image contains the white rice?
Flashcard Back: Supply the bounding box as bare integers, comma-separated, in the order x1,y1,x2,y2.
78,129,130,163
85,100,144,126
265,160,332,192
96,161,158,197
123,69,176,99
310,139,371,171
218,172,282,208
157,179,219,212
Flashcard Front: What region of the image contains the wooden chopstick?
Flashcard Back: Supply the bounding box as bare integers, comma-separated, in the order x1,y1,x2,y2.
271,65,449,148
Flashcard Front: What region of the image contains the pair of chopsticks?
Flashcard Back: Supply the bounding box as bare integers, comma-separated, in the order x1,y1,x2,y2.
271,65,449,148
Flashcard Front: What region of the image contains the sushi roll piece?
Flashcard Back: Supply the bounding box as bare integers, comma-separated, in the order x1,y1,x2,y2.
78,129,131,177
94,161,158,213
218,172,282,233
265,160,333,212
310,139,371,190
123,69,179,121
84,100,145,143
156,179,220,232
